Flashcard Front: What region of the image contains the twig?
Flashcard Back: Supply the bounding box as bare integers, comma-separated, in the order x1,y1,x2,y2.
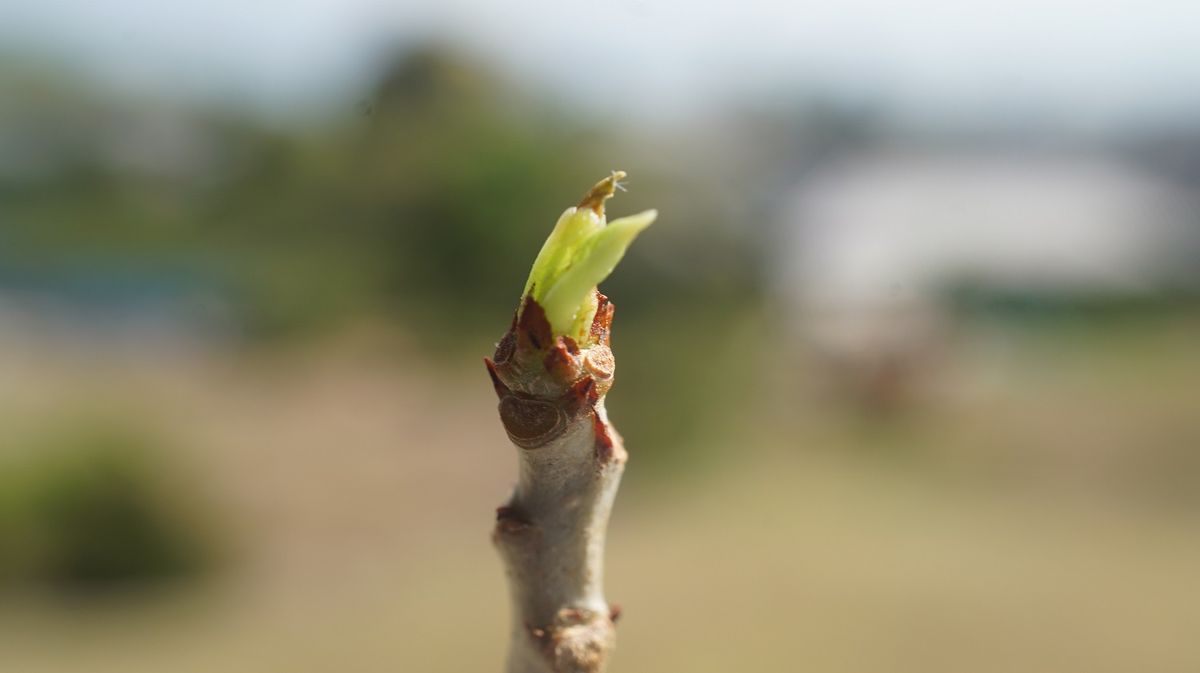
485,173,655,673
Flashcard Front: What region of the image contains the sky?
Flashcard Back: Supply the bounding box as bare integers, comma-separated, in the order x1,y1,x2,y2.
3,0,1200,128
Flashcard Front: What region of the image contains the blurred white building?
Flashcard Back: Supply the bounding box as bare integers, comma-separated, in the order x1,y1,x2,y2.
776,150,1199,409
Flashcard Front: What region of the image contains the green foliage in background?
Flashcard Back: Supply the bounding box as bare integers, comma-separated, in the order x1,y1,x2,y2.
0,49,603,339
0,46,765,466
0,47,760,342
0,425,213,593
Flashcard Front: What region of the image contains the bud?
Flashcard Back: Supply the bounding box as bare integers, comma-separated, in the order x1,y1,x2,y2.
520,171,656,344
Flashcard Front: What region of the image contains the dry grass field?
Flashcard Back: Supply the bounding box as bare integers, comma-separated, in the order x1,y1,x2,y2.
1,317,1198,673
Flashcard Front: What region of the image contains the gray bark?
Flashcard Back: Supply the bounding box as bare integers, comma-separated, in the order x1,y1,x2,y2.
487,294,625,673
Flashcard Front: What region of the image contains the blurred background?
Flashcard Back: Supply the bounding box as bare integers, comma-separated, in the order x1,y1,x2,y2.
1,1,1199,671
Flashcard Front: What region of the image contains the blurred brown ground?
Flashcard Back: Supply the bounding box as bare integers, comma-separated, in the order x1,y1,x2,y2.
1,313,1197,673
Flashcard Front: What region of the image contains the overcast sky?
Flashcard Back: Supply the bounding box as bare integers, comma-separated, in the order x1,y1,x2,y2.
3,0,1199,127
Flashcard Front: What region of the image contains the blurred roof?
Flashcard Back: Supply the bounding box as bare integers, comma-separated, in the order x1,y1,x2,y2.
780,150,1200,309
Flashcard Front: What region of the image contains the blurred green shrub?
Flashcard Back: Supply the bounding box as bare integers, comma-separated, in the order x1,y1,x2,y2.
0,477,24,589
0,425,213,593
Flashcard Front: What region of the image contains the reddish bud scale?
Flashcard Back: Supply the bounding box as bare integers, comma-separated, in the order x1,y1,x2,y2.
516,295,553,352
589,295,614,347
487,292,619,459
592,414,616,463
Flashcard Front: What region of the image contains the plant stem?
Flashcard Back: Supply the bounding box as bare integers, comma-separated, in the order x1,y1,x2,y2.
485,174,649,673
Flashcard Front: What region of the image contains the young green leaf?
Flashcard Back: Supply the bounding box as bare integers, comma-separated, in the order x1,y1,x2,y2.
521,172,656,343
